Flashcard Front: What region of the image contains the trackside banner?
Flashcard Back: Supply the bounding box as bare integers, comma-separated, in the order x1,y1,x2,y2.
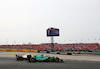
0,49,38,52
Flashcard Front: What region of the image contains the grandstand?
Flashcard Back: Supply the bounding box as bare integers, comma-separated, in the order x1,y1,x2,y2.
0,43,100,52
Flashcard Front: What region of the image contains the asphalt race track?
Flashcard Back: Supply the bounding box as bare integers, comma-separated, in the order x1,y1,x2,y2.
0,57,100,69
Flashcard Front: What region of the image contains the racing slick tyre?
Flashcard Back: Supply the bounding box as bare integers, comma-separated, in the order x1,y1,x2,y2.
17,57,23,61
27,55,31,60
55,58,59,62
29,58,36,62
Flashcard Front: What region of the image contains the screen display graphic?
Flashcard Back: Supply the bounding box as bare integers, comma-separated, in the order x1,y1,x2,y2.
47,28,59,36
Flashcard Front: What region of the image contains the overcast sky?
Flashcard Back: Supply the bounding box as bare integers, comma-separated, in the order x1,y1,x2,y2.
0,0,100,44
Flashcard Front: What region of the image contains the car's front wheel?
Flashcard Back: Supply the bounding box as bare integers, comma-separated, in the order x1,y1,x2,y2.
29,58,36,62
55,58,59,62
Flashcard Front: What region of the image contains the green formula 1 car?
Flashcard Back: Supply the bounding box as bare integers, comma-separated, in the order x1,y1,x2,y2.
29,54,63,62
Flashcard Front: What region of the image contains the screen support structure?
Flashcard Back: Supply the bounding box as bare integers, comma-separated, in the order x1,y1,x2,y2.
51,36,54,52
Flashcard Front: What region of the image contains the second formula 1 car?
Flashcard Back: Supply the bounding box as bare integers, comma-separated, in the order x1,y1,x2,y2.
16,53,33,61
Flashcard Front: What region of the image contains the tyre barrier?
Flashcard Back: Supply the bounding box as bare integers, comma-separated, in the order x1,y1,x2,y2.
56,50,93,53
37,50,73,55
50,52,57,54
67,53,72,55
38,51,47,53
60,52,67,55
72,53,100,56
47,51,50,53
57,52,60,54
50,52,72,55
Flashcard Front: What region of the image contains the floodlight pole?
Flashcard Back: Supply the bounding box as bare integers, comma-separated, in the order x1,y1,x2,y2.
51,36,54,52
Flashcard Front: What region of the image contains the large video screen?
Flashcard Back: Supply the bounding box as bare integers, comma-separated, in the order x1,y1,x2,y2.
47,28,59,36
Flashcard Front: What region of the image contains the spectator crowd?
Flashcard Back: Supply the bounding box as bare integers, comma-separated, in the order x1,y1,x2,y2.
0,43,100,51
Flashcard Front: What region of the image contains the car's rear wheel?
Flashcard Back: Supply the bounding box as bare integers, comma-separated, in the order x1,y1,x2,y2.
17,57,23,61
27,55,31,60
